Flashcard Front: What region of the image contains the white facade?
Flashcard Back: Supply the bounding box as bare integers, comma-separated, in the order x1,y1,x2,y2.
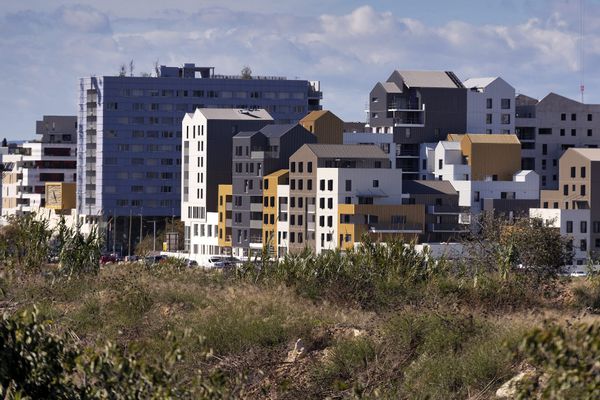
463,77,515,134
187,211,220,265
276,184,290,257
433,141,539,214
530,208,591,266
315,167,404,253
342,132,395,164
1,142,76,219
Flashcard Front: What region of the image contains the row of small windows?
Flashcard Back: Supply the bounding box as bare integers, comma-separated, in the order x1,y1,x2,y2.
116,144,179,152
485,114,511,124
290,161,313,173
538,128,594,136
118,89,306,99
486,98,512,109
105,130,181,138
560,113,593,121
105,158,180,166
115,199,173,207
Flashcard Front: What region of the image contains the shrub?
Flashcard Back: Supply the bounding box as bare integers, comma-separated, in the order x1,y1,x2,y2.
0,213,53,272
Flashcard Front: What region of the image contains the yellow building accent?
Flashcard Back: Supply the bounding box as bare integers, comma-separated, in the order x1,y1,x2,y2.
449,133,521,181
338,204,426,250
217,184,232,248
262,169,289,254
299,110,344,144
44,182,76,210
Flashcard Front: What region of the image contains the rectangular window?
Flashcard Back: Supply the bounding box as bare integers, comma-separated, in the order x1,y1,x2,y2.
307,162,313,173
501,114,510,124
581,167,586,178
290,162,296,173
561,113,566,121
581,221,587,233
486,98,492,109
564,185,569,195
581,185,586,196
571,129,576,136
581,239,587,251
538,128,552,135
560,129,565,136
320,179,325,191
486,114,492,124
345,180,352,191
566,221,573,233
571,113,577,121
328,180,333,191
373,180,379,188
588,129,592,137
501,98,511,109
571,167,576,178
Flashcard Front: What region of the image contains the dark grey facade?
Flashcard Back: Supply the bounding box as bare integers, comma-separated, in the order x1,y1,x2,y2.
367,70,467,180
77,63,322,220
516,92,600,190
231,124,316,251
35,116,77,144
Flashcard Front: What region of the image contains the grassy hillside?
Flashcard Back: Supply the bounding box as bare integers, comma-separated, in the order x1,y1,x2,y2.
2,258,599,399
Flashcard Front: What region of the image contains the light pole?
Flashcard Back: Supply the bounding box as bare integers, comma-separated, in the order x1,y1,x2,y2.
139,207,143,253
148,220,157,252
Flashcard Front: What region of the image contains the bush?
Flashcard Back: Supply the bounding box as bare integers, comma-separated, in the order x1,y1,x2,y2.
0,307,232,399
0,213,53,272
516,323,600,399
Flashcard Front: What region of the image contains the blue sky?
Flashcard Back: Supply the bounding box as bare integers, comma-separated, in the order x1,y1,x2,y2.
1,0,600,140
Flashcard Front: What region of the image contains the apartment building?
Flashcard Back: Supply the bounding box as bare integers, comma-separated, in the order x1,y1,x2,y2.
182,108,273,262
230,124,316,257
367,70,467,179
262,169,289,258
299,110,344,144
537,148,600,259
463,77,515,134
342,131,395,165
1,116,77,219
516,92,600,190
76,63,323,223
432,134,539,219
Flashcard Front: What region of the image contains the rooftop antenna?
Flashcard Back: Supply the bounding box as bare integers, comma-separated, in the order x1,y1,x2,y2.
579,0,585,103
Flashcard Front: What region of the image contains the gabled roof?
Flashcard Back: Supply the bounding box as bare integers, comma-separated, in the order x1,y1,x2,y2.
381,82,402,93
233,130,263,138
463,77,498,89
403,180,458,196
395,70,464,89
260,123,299,138
569,148,600,161
186,108,273,121
303,144,387,159
264,169,289,179
300,110,342,123
439,141,461,150
462,134,520,144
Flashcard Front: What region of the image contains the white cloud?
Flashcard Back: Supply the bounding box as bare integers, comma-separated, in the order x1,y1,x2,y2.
1,2,600,139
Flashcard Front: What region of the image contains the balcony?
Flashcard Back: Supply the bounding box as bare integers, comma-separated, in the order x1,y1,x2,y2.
250,150,278,160
427,205,460,214
307,222,316,231
250,203,262,212
279,203,288,212
428,223,469,233
249,220,262,229
225,203,232,211
387,101,422,111
393,116,425,127
367,223,422,234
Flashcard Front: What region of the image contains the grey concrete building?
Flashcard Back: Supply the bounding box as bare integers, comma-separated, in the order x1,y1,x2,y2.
231,124,316,256
367,70,467,179
516,92,600,190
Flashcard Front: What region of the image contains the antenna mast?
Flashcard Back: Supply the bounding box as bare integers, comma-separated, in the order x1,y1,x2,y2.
580,0,585,103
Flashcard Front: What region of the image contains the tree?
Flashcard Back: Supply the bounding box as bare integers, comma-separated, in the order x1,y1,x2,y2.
118,64,126,77
240,65,252,79
1,138,7,147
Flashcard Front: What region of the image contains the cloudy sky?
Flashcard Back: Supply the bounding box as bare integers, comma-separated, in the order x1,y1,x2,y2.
1,0,599,140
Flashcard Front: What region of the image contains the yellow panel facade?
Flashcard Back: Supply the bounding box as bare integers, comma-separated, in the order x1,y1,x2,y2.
217,184,232,248
299,110,344,145
44,182,76,210
459,134,521,181
262,169,289,253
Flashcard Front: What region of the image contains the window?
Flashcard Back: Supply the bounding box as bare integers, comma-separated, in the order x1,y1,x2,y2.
581,221,587,233
298,179,303,190
538,128,552,135
373,180,379,188
588,113,593,121
501,114,510,124
571,113,577,121
560,129,565,136
581,167,586,178
542,144,547,155
566,221,573,233
264,180,269,190
543,202,548,208
327,216,333,227
290,179,295,190
486,114,492,124
327,198,333,209
319,198,325,209
474,191,480,202
345,197,351,204
438,159,443,169
307,179,312,190
345,180,352,191
319,216,325,227
561,113,566,121
581,185,586,196
564,185,569,195
290,162,296,173
571,129,576,136
588,129,592,137
571,167,576,178
307,162,313,173
298,162,303,173
581,239,587,251
486,98,492,109
501,98,511,109
320,179,325,191
328,180,333,191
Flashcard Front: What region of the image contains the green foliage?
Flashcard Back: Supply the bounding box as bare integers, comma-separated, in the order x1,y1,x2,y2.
0,212,53,272
516,324,600,399
0,307,231,399
55,218,102,277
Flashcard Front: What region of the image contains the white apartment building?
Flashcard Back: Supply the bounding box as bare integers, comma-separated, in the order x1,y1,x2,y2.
2,141,77,219
530,208,591,267
181,108,273,263
432,135,539,218
463,77,515,134
315,167,404,253
276,183,290,257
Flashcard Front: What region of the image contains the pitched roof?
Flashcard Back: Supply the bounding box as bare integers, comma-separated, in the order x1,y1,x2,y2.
264,169,289,179
381,82,402,93
191,108,273,120
463,134,520,144
396,70,464,89
304,144,388,159
300,110,342,123
439,141,461,150
403,180,458,195
570,148,600,161
462,77,498,89
259,123,299,138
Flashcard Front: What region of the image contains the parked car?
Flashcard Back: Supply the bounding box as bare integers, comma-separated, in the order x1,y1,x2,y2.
570,270,587,277
185,259,198,267
206,257,227,268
